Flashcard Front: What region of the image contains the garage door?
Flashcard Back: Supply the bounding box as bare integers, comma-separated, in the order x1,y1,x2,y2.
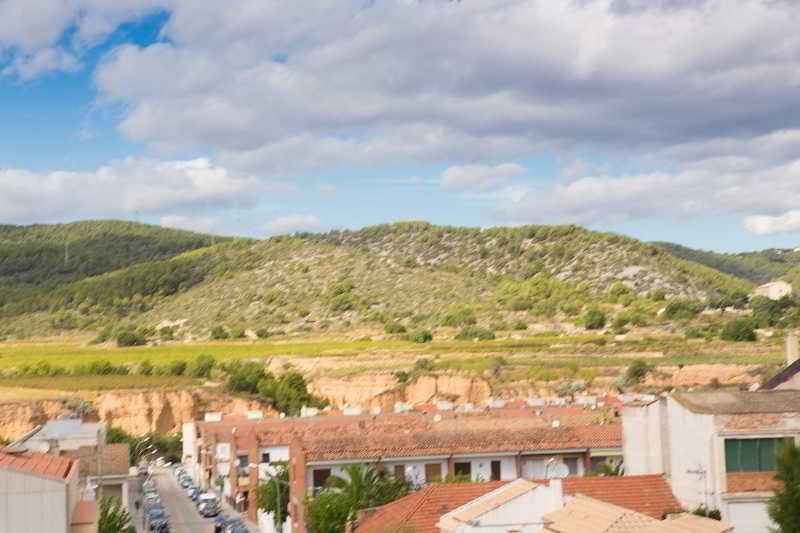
726,501,772,533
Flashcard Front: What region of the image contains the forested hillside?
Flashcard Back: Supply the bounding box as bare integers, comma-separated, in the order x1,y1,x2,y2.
0,221,220,309
655,242,800,285
0,221,759,339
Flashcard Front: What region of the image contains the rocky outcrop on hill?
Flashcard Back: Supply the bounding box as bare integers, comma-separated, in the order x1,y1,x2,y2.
0,400,71,441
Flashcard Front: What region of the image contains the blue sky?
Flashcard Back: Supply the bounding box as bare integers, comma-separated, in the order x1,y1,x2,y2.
2,1,800,253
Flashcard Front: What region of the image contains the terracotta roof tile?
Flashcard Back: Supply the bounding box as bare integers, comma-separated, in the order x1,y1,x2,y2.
0,450,75,481
304,424,621,462
356,475,681,533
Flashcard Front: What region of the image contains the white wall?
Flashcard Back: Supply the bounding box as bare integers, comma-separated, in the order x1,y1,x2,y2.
622,401,665,475
0,468,69,533
664,397,716,511
724,500,773,533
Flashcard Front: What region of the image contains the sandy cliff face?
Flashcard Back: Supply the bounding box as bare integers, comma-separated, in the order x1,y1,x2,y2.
0,400,71,440
310,373,493,410
0,390,268,440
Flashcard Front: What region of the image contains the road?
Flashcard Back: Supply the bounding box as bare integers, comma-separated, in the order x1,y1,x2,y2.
151,469,215,533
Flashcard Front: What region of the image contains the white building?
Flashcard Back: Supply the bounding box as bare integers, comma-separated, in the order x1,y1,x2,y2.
754,280,792,301
624,390,800,533
0,448,96,533
24,419,105,453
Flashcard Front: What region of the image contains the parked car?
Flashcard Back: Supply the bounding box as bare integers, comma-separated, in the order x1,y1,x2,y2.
143,480,157,494
214,515,235,533
144,493,161,511
197,493,221,517
180,477,192,488
223,519,248,533
187,485,200,499
147,507,169,532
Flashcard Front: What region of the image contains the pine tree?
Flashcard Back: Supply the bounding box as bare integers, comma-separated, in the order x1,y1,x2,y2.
768,441,800,532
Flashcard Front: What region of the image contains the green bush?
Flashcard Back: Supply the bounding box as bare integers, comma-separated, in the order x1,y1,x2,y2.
720,318,757,342
255,328,272,338
440,305,477,327
510,321,528,330
413,358,435,372
116,330,147,347
454,326,495,341
187,354,215,378
582,307,607,330
384,322,407,334
624,359,651,385
663,299,704,320
210,326,229,340
159,326,176,341
138,360,154,376
407,329,433,343
166,360,187,376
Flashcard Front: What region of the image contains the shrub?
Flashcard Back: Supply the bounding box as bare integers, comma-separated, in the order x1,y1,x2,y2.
138,360,154,376
625,359,651,385
187,354,215,378
230,327,247,339
440,305,477,327
407,330,433,343
159,326,176,341
582,307,607,330
510,321,528,330
384,322,407,334
413,358,435,372
116,330,147,347
663,299,704,320
210,326,229,340
720,318,757,342
167,360,187,376
454,326,495,341
393,370,411,383
255,328,272,338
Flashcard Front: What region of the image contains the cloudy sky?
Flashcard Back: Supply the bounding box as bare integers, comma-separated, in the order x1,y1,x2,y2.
2,0,800,251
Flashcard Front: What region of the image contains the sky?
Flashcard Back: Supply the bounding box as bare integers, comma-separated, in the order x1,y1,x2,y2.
2,1,800,252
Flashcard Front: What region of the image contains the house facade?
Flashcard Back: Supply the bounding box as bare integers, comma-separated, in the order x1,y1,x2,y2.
0,449,96,533
754,280,792,300
185,407,623,531
624,390,800,533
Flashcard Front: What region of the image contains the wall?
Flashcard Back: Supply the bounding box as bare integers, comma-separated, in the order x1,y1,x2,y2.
622,401,665,475
0,468,68,533
664,397,716,511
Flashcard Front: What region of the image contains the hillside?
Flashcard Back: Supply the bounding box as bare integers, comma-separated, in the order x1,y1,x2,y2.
0,220,221,310
0,221,755,338
655,242,800,285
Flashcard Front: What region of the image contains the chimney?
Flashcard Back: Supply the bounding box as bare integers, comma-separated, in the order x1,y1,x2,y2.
787,331,799,367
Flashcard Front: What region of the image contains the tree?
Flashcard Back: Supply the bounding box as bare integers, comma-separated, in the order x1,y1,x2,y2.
407,329,433,343
210,325,230,340
307,465,407,532
720,318,757,342
188,354,216,378
625,359,651,385
98,496,135,533
256,463,289,525
768,441,800,531
582,307,607,330
116,330,147,347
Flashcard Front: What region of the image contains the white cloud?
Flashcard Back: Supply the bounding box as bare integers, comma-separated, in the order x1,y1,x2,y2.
2,48,80,80
744,211,800,236
0,157,264,224
159,214,218,234
440,163,527,192
87,0,800,175
263,214,323,235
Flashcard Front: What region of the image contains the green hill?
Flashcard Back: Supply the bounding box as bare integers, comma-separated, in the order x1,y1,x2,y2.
654,242,800,285
0,220,221,310
0,221,757,338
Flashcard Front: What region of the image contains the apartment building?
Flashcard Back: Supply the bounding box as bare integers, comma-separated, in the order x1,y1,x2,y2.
185,407,622,531
623,389,800,533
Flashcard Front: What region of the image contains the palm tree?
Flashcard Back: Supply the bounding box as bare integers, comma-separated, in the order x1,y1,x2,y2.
98,495,135,533
594,459,624,477
326,464,408,510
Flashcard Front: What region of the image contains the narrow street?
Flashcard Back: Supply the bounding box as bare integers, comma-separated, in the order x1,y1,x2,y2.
151,469,214,533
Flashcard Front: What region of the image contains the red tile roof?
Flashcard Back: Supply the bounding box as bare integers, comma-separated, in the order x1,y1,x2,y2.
355,475,681,533
304,424,622,462
562,475,682,519
0,450,75,481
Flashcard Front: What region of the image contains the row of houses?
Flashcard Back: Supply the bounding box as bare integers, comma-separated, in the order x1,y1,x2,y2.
184,377,800,533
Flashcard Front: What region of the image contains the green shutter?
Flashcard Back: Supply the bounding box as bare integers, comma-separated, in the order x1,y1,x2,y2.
740,439,759,471
725,439,740,473
759,439,776,471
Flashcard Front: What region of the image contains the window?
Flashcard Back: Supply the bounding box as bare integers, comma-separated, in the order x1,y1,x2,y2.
490,460,501,481
425,463,442,482
454,462,472,477
393,464,406,479
565,457,580,476
260,452,271,464
312,468,331,489
237,454,249,470
725,438,792,472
